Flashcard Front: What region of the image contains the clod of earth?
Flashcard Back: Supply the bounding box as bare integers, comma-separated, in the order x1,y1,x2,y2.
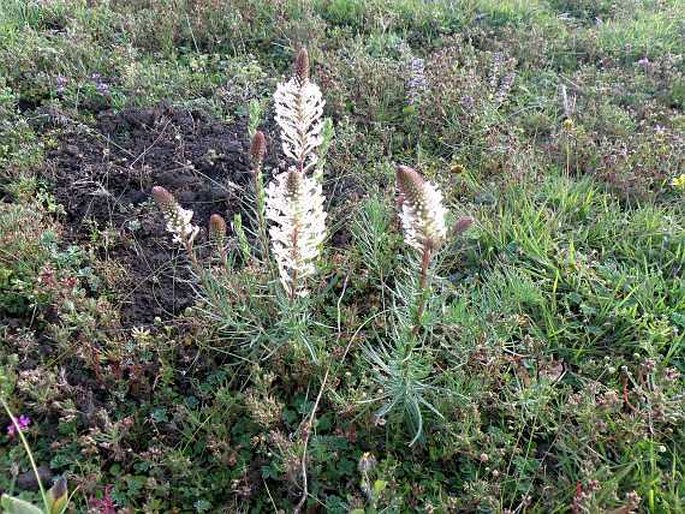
42,105,250,326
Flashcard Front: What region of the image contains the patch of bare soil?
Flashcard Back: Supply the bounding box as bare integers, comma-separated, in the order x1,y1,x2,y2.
42,104,250,326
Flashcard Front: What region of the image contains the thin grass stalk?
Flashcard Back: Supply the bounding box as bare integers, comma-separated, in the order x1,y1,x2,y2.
1,398,50,513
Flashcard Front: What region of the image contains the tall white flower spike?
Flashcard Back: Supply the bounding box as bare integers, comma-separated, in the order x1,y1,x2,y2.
266,48,328,298
265,167,327,298
396,165,448,252
273,48,325,174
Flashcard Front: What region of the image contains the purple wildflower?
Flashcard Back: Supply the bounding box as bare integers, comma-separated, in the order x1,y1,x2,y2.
91,73,110,96
460,95,475,111
55,75,68,94
494,71,516,106
7,414,31,437
490,52,505,88
406,57,428,106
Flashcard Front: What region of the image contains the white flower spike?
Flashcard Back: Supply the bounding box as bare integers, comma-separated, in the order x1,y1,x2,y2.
265,168,327,298
273,48,325,174
396,165,448,252
151,186,200,247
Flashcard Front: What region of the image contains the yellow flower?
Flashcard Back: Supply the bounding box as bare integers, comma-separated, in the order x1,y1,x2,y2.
671,174,685,191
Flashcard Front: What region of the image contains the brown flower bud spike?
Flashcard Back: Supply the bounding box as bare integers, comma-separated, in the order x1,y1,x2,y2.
294,47,309,84
250,130,267,166
208,213,227,238
151,185,174,209
453,216,474,236
151,185,200,267
209,214,228,266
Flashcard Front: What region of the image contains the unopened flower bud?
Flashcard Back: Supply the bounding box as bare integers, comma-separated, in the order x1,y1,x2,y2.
151,185,174,208
294,47,310,83
250,130,267,165
208,214,227,239
453,216,474,235
358,452,377,473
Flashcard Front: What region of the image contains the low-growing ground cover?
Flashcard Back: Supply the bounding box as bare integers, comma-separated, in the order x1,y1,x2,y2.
0,0,683,512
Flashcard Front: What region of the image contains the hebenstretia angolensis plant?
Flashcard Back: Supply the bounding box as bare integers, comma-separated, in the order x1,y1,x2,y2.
266,48,328,299
396,165,472,332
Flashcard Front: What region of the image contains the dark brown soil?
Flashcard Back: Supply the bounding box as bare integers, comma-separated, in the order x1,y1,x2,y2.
41,104,250,326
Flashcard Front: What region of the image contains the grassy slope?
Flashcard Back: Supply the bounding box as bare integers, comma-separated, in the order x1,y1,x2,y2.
0,0,683,512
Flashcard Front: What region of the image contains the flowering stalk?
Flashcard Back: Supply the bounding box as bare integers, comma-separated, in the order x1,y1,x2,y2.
266,167,326,299
208,214,228,267
267,48,328,298
396,165,448,334
397,165,448,251
151,186,200,268
273,48,325,175
406,57,428,107
250,131,270,259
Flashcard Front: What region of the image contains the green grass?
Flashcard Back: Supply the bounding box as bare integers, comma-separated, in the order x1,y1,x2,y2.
0,0,683,512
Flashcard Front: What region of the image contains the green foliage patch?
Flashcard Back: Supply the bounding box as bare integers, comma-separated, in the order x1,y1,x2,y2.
0,0,683,512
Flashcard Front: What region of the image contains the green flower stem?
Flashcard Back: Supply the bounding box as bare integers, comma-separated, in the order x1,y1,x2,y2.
1,398,50,514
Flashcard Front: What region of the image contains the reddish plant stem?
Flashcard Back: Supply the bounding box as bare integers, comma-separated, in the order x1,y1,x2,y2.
290,226,299,301
412,244,432,336
185,240,199,270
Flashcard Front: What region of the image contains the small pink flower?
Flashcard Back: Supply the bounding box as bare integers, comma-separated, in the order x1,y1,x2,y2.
7,414,31,437
90,485,116,514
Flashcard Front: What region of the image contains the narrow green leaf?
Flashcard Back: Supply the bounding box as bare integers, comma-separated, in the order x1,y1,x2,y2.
1,494,45,514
